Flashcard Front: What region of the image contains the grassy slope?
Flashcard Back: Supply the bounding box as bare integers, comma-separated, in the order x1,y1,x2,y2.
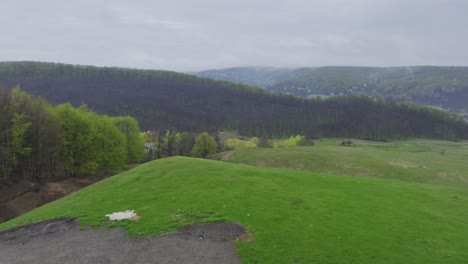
1,157,468,263
224,139,468,189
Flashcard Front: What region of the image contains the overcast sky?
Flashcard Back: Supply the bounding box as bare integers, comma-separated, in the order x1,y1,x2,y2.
1,0,467,71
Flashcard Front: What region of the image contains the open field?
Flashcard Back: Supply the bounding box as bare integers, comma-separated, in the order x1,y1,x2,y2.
222,139,468,188
1,157,468,263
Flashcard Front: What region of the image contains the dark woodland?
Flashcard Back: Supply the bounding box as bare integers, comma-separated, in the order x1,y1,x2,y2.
1,61,467,141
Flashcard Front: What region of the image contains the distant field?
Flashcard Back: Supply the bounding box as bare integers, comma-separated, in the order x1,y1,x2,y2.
1,157,468,263
221,139,468,188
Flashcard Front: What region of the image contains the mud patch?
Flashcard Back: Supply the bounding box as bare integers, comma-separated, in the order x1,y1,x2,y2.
0,177,103,222
0,218,246,264
237,233,254,243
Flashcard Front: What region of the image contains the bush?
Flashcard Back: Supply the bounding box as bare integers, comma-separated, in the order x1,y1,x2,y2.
273,135,312,148
226,138,259,149
192,132,218,158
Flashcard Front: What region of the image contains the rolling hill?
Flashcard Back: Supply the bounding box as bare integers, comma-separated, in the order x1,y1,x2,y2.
195,66,468,113
218,139,468,189
0,61,467,140
1,157,467,263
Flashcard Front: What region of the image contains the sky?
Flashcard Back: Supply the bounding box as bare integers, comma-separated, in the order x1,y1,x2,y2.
1,0,467,71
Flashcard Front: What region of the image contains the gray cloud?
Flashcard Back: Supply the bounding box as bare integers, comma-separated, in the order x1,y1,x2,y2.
1,0,467,71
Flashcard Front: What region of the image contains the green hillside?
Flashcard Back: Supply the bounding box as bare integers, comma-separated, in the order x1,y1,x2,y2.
1,157,467,263
222,139,468,189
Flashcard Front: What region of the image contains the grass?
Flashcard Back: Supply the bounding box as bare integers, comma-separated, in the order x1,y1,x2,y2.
1,156,468,263
223,139,468,188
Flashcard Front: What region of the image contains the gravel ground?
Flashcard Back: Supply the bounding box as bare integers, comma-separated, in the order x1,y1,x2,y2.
0,218,245,264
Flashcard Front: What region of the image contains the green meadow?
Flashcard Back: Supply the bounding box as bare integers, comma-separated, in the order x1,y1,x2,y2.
223,139,468,188
1,153,468,263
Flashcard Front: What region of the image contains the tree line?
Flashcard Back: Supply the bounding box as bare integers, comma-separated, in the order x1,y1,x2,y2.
1,61,467,141
196,66,468,112
265,66,468,113
142,130,219,160
0,87,144,184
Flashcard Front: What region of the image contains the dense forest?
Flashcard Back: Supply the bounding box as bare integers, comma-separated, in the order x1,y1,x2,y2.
0,87,144,184
1,61,467,141
194,67,294,88
196,66,468,113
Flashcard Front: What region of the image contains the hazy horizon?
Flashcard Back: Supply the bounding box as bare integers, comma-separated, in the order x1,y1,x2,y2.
3,60,468,74
2,0,467,71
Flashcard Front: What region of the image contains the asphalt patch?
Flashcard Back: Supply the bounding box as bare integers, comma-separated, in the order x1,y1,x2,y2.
0,218,246,264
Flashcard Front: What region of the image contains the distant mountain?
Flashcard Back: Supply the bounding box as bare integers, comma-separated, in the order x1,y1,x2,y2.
0,61,466,140
194,67,294,88
196,66,468,113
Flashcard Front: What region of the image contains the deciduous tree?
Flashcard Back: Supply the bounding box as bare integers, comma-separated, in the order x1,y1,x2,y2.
191,132,218,158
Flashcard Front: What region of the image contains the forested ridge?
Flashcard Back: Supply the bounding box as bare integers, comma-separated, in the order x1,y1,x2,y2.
196,66,468,113
194,67,294,88
1,61,467,140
